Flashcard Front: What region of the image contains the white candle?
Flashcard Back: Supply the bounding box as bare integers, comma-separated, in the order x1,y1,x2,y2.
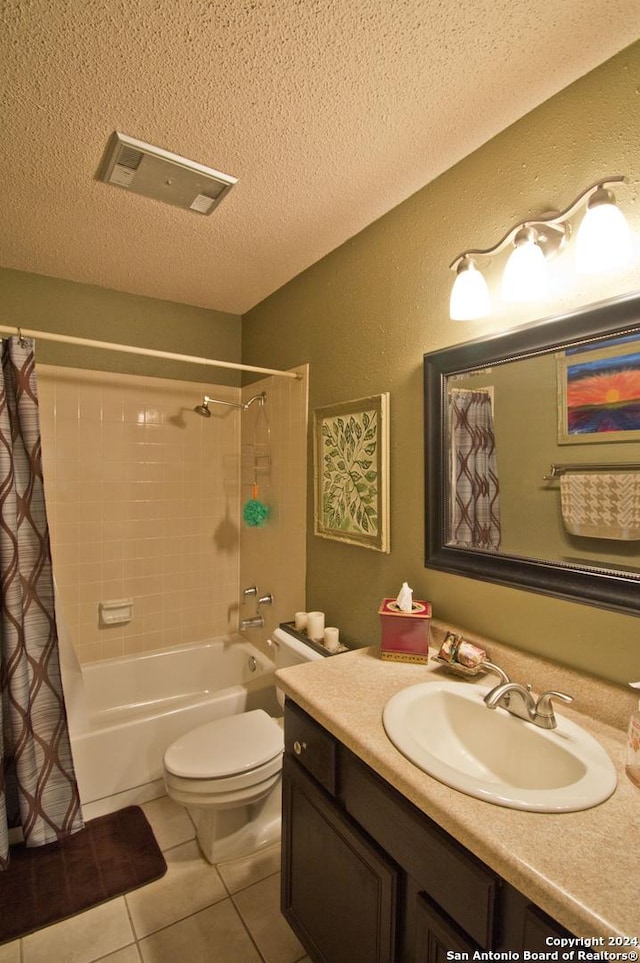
294,611,308,631
306,611,325,641
324,627,340,653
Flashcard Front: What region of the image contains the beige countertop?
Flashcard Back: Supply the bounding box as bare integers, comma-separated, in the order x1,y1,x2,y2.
275,621,640,940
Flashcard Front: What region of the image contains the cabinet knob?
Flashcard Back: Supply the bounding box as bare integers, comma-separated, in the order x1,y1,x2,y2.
293,740,307,755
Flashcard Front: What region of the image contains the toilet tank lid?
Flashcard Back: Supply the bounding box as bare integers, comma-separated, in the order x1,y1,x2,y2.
272,626,325,662
164,709,284,779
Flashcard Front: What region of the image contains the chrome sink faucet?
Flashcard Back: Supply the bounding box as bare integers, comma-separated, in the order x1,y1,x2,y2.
483,681,573,730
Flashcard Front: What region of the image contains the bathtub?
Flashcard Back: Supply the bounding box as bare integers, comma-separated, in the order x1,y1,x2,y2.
69,636,279,820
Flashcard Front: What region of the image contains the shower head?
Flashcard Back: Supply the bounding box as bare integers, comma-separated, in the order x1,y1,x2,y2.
194,401,211,417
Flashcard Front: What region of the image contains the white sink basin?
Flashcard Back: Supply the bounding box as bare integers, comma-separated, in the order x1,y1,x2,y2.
382,680,617,812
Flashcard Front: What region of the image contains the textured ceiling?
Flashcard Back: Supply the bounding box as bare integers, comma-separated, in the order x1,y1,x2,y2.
1,1,639,315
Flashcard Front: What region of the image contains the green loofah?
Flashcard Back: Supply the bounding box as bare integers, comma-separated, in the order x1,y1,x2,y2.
243,498,270,527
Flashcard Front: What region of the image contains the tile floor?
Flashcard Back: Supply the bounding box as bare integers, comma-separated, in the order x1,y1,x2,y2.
0,797,312,963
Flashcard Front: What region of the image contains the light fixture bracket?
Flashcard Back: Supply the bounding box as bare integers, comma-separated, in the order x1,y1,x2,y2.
449,175,627,272
526,216,569,261
587,186,616,210
447,175,630,320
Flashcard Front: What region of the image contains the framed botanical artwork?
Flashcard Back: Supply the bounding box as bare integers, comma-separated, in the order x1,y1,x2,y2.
557,333,640,444
313,393,390,552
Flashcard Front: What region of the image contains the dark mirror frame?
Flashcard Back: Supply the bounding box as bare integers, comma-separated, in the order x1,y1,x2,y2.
424,292,640,617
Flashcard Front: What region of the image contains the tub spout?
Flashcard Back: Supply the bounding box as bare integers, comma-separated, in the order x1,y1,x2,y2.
240,615,264,630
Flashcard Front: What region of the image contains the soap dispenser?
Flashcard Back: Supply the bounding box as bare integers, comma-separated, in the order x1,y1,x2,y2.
625,682,640,789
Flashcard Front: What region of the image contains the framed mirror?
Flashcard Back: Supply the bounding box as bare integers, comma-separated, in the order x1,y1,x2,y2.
424,292,640,616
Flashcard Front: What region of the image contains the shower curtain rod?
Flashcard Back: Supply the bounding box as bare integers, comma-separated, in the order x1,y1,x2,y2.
0,324,302,380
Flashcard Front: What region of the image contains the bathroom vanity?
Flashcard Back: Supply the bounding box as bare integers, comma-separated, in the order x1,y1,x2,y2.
277,622,639,962
283,699,573,962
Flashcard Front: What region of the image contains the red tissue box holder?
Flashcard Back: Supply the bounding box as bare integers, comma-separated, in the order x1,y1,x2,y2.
379,598,432,663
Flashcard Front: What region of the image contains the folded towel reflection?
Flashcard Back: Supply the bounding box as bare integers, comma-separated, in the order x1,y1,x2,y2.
560,472,640,540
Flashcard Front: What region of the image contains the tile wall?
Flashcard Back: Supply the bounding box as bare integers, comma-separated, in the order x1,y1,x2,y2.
37,363,308,665
38,366,240,664
238,366,308,647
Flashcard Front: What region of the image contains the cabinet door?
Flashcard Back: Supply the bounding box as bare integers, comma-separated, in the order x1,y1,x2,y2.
341,748,497,948
522,904,574,951
282,756,399,963
415,892,479,963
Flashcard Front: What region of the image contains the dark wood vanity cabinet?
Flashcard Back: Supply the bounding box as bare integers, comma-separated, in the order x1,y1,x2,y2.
281,700,574,963
282,755,398,963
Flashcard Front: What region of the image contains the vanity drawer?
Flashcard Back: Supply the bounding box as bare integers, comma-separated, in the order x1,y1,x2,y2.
341,749,497,949
285,701,337,795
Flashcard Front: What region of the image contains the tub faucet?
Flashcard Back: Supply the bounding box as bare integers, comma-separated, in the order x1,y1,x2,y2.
240,614,264,630
484,682,573,730
239,589,274,631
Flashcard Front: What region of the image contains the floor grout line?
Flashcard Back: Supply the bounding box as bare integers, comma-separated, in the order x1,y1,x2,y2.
129,894,233,944
228,892,270,963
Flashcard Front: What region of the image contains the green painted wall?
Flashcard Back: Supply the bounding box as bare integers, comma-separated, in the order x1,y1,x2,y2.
0,268,242,385
2,45,639,684
242,42,640,684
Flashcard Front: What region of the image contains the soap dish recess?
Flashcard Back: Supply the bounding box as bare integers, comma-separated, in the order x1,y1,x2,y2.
99,598,133,626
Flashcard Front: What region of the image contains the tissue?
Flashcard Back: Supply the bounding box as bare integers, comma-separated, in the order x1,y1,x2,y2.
395,581,413,613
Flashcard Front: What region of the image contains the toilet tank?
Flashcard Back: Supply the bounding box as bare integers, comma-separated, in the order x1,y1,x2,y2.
270,626,324,708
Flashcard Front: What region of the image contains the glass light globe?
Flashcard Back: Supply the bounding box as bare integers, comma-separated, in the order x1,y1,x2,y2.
575,195,633,274
501,230,548,302
449,259,490,321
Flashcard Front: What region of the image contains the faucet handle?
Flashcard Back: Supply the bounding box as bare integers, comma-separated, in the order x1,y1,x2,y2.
258,593,273,606
535,690,573,717
243,586,257,599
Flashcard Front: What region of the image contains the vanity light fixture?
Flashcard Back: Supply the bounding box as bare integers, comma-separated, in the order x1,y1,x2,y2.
449,176,633,320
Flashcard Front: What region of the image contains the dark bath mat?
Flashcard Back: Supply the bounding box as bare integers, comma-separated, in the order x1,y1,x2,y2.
0,805,167,945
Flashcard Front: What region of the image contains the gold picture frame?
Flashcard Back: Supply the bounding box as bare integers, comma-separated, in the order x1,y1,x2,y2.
313,393,390,552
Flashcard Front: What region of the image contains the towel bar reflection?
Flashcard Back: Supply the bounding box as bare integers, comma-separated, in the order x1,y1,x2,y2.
544,462,640,480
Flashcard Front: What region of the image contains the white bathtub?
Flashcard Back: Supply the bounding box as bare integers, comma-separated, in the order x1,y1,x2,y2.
69,636,279,820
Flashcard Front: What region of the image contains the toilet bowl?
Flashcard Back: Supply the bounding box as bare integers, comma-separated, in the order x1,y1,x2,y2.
163,627,323,863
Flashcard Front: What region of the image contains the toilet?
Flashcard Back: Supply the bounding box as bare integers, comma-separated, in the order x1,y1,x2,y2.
163,626,323,864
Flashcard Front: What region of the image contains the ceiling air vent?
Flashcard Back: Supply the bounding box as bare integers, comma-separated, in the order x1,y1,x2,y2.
99,132,237,215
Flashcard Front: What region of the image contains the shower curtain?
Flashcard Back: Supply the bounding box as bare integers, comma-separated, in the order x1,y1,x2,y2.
449,389,501,550
0,336,83,869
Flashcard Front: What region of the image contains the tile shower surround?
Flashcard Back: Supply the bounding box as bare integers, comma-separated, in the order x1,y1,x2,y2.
37,365,307,665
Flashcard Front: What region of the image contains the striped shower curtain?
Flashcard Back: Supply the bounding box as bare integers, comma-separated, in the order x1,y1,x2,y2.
0,336,83,869
449,389,501,550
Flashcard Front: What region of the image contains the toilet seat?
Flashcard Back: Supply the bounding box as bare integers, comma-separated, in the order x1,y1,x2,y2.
165,764,282,807
164,708,284,782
